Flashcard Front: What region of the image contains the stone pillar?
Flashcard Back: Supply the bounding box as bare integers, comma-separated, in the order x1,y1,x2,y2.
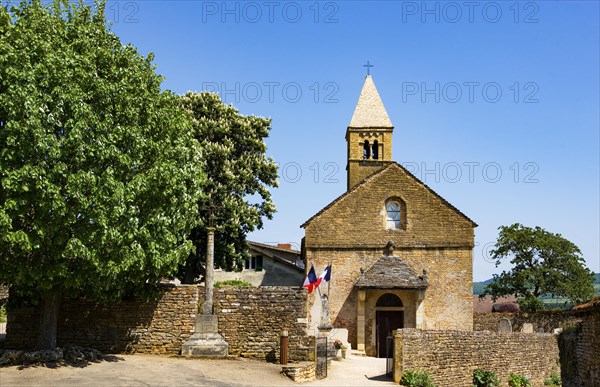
357,290,366,351
181,227,228,357
203,227,215,315
415,289,426,329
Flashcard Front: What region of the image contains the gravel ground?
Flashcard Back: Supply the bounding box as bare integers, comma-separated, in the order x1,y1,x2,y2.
0,353,397,387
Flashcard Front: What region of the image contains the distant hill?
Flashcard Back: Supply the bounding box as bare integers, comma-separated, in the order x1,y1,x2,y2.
473,278,493,296
473,273,600,296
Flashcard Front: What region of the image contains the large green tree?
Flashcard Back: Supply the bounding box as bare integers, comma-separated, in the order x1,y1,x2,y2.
178,92,278,283
0,0,203,349
482,224,595,311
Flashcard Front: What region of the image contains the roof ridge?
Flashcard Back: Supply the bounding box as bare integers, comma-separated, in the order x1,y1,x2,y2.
247,240,300,254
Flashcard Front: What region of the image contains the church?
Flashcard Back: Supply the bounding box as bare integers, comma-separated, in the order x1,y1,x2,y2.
301,75,477,357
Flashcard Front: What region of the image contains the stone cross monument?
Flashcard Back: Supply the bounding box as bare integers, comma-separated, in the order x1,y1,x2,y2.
181,209,229,357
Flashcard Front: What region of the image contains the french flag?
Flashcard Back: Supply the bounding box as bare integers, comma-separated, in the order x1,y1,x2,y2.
319,265,332,284
303,265,320,294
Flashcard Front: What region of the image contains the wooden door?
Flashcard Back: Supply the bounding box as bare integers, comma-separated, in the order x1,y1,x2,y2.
376,310,404,358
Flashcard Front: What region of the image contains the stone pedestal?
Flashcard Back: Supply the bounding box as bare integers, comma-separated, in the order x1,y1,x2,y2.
318,326,336,359
181,315,229,357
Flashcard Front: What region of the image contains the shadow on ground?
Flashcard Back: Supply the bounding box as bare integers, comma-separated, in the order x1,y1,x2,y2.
15,354,125,370
1,346,125,369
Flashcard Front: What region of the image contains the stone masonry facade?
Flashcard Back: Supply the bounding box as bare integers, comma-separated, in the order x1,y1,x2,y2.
6,285,311,361
393,329,560,386
304,164,475,348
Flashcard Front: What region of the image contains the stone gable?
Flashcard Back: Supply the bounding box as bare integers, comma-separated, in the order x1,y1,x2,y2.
303,163,475,249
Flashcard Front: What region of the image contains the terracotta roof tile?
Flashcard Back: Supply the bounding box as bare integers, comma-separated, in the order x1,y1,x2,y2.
572,296,600,313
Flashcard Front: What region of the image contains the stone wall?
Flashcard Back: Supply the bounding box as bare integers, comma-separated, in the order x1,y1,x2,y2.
281,362,316,383
6,284,198,354
6,285,311,361
569,300,600,386
474,311,582,332
394,329,560,386
209,286,310,361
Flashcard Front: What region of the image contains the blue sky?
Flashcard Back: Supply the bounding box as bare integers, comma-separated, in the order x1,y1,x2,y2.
105,0,599,281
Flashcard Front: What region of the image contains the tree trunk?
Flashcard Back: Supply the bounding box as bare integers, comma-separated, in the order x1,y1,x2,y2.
37,290,61,350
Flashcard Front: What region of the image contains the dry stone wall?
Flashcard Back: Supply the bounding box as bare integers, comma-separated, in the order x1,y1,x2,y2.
570,306,600,386
6,285,311,361
281,362,316,383
207,286,310,361
394,329,560,386
6,284,198,354
474,311,582,332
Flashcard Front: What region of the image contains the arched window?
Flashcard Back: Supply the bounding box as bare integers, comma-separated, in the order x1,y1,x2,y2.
386,201,401,229
372,140,379,159
376,293,403,307
363,141,371,160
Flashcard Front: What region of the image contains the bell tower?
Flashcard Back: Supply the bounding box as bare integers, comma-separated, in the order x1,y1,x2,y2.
346,75,394,190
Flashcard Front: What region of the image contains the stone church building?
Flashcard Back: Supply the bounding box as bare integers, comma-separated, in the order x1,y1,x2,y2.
301,75,477,357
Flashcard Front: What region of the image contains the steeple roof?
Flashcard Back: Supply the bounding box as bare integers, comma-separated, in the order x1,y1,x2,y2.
348,75,393,128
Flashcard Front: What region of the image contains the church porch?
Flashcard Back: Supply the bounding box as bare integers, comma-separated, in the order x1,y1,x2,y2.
355,254,428,357
356,288,426,357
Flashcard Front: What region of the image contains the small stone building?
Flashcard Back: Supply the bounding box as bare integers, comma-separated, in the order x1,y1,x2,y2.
301,75,477,357
214,241,304,286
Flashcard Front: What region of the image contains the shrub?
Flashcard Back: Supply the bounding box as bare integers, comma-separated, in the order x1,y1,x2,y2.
0,305,6,323
544,371,562,386
473,369,500,387
400,370,436,387
214,280,253,288
508,373,532,387
517,297,545,312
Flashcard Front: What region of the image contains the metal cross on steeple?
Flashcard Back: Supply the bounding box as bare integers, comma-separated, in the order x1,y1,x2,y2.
363,61,374,76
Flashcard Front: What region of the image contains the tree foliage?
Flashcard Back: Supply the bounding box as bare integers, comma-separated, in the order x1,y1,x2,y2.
482,224,595,309
0,0,203,307
178,92,278,281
